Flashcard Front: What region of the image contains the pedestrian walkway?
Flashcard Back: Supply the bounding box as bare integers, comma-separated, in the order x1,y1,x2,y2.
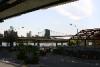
0,62,16,67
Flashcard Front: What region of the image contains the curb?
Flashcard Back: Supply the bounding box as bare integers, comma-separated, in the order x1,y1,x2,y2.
0,60,20,66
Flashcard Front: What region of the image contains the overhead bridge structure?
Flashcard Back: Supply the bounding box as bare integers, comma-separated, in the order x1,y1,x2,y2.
0,0,77,21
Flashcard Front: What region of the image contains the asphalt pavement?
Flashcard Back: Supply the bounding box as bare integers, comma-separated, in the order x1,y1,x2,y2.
39,54,100,67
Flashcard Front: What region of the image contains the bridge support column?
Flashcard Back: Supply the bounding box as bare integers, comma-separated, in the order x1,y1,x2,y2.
56,42,58,47
34,42,36,46
68,40,70,46
61,42,63,46
0,41,2,47
84,39,87,47
37,42,40,47
7,43,9,47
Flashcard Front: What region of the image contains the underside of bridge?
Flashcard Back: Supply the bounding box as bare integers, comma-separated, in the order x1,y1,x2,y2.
0,0,77,22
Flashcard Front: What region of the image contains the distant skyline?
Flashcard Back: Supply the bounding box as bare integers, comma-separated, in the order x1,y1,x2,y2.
0,0,100,37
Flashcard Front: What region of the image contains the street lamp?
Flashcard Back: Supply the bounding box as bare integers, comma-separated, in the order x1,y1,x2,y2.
70,24,79,46
70,24,78,34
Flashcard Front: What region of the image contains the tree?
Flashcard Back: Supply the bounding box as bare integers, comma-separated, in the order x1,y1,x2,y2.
4,26,18,47
68,40,81,46
16,44,39,64
0,33,3,46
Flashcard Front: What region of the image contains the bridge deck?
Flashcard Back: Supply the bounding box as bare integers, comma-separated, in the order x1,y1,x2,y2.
0,0,77,21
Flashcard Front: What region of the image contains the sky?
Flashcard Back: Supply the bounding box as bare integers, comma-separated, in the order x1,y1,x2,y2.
0,0,100,37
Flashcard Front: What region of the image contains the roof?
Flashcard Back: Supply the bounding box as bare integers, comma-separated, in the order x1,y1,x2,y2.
72,28,100,39
0,0,77,22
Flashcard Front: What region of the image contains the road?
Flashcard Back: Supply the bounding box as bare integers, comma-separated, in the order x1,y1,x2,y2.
39,54,100,67
0,52,100,67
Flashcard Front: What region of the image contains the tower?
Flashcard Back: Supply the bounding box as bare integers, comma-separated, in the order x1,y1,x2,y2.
44,29,50,38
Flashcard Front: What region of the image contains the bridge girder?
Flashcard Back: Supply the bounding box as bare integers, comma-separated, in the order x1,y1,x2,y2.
0,0,77,22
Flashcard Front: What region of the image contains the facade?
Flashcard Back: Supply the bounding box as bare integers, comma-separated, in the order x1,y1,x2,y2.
27,31,32,37
44,29,50,38
4,29,18,47
4,30,18,38
72,28,100,47
0,33,3,46
0,33,3,37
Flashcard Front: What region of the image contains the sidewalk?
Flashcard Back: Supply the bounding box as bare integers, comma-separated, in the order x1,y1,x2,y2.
0,62,16,67
0,59,45,67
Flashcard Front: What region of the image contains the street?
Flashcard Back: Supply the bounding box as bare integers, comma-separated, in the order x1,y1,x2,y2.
39,54,100,67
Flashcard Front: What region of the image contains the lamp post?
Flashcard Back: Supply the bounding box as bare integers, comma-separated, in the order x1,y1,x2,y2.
70,24,79,46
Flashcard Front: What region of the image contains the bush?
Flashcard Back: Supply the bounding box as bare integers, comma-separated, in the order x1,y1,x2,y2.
17,50,26,60
24,54,39,64
52,46,65,55
16,44,39,64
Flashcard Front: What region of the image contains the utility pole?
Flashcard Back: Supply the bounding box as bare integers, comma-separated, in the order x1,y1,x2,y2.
70,24,79,46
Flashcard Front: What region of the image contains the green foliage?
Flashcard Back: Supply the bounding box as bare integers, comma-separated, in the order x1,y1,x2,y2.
17,50,26,60
69,40,77,46
4,27,18,47
68,40,81,46
16,44,39,64
24,54,39,64
52,45,65,55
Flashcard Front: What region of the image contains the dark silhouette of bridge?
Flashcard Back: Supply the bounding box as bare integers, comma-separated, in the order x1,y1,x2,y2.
38,29,73,38
0,29,74,47
0,37,68,47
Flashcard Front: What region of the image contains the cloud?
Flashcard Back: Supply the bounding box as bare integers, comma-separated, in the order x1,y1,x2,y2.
81,0,93,16
52,0,93,21
53,5,81,20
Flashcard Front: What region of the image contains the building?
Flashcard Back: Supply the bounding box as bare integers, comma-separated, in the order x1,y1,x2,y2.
27,31,32,37
4,28,18,47
4,30,18,38
71,28,100,47
44,29,50,38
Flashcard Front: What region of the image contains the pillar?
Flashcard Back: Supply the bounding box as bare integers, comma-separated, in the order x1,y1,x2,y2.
34,42,36,46
37,42,40,47
68,40,70,46
56,42,58,47
61,42,63,46
0,41,2,47
84,39,87,47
